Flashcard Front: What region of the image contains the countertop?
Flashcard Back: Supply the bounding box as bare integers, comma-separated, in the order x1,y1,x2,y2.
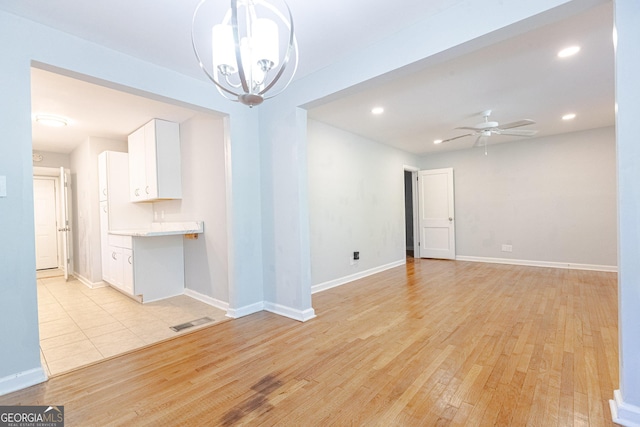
109,221,204,237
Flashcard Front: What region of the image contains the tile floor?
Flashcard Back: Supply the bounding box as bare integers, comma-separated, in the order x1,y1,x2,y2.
36,269,229,376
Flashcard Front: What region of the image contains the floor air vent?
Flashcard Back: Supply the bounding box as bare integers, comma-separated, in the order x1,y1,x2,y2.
170,316,214,332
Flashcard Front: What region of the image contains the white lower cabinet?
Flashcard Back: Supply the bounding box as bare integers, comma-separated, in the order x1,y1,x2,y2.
123,248,134,294
105,235,133,296
102,233,184,302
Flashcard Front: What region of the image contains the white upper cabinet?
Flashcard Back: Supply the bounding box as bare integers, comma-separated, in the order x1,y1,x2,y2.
128,119,182,202
98,153,108,201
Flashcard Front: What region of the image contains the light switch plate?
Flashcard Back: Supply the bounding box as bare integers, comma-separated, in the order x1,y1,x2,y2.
0,176,6,197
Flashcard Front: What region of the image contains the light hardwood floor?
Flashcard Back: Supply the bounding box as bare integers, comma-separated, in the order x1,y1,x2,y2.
1,259,618,426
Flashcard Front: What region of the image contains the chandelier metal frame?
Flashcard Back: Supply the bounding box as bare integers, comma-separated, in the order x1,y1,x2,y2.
191,0,299,107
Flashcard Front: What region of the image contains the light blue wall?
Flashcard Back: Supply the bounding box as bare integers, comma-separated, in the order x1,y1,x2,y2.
256,0,589,317
613,0,640,422
420,127,617,267
0,26,40,389
0,10,263,390
307,120,420,286
0,0,614,394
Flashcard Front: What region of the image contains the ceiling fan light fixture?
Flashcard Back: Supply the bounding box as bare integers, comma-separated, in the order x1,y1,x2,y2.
433,139,443,145
371,107,384,115
562,113,577,120
558,45,580,58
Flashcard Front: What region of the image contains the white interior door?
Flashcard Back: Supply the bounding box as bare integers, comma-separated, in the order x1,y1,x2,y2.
33,178,59,270
59,167,71,280
418,168,455,259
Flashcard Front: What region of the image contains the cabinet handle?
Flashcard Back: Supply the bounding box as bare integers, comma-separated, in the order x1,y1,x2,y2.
112,252,117,260
128,256,132,265
145,186,150,195
102,189,107,196
103,206,107,213
135,189,140,196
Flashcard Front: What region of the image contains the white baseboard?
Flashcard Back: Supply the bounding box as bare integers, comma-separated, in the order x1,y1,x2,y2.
264,302,316,322
0,367,47,396
208,297,316,322
311,259,406,294
610,389,640,427
74,273,108,289
226,301,264,319
455,256,617,273
184,288,229,312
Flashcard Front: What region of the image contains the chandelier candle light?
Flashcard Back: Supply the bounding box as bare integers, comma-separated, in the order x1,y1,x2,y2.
192,0,298,107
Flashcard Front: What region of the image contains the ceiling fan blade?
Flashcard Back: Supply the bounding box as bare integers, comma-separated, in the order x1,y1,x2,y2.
499,119,535,129
455,126,484,131
496,129,539,137
440,133,475,143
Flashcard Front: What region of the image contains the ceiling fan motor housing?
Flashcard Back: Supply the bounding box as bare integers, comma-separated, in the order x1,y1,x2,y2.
477,121,499,129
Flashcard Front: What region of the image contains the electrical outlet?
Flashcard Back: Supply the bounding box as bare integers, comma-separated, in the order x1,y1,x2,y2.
501,244,513,253
350,251,360,266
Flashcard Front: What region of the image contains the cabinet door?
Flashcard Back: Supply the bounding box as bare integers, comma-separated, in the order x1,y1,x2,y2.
100,202,110,281
128,119,181,202
122,248,134,295
98,153,108,202
128,127,146,202
154,120,182,199
144,121,159,200
108,246,124,289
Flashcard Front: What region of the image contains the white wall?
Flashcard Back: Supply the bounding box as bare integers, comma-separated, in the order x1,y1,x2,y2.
70,137,127,284
420,127,617,268
0,0,614,395
308,120,419,286
32,151,70,169
152,114,229,303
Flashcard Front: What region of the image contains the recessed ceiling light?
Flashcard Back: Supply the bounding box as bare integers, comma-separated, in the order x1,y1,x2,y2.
433,139,443,145
35,114,69,127
558,46,580,58
371,107,384,115
562,113,576,120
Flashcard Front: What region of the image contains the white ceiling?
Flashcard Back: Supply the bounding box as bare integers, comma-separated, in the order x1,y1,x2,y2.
1,0,614,155
307,2,615,154
30,68,217,153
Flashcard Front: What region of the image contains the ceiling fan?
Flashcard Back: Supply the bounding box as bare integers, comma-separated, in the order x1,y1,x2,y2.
439,110,538,152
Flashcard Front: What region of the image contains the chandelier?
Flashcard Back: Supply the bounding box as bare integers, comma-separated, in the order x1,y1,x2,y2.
192,0,299,107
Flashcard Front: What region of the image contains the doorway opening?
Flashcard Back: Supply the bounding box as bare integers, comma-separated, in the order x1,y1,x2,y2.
33,168,70,276
403,167,419,259
30,66,232,377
